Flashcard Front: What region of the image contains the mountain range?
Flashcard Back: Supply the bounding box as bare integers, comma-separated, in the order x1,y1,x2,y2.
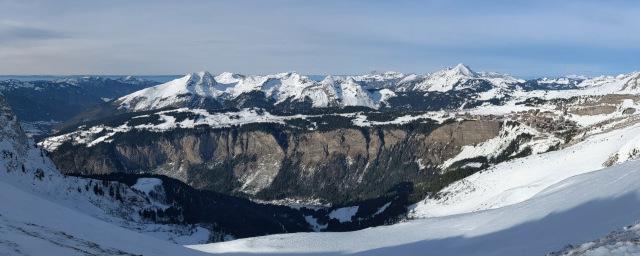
110,64,640,114
4,64,640,255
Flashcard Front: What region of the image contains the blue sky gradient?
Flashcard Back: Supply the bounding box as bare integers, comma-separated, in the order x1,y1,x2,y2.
0,0,639,77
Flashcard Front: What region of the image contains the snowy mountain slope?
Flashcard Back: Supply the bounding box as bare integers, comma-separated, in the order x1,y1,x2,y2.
0,95,214,244
439,120,562,170
410,120,640,218
118,71,222,111
411,63,523,92
1,96,155,224
0,175,209,256
117,71,329,111
190,158,640,256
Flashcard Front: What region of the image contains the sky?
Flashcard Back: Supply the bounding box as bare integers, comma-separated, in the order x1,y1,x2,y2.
0,0,639,77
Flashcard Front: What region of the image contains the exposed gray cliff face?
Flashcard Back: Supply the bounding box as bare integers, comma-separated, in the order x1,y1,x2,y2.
48,119,528,204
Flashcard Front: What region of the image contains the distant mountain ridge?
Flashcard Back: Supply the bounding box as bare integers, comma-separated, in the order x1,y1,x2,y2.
115,64,522,112
111,64,640,115
0,76,160,138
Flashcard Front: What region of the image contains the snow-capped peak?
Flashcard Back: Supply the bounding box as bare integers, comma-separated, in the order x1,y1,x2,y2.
185,71,216,87
409,64,526,92
450,63,476,77
117,71,225,111
435,63,478,79
214,72,244,84
272,71,309,82
412,64,479,91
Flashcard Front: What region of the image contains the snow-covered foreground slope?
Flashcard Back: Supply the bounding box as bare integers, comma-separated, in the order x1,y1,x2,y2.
0,96,211,255
190,159,640,255
0,176,209,256
410,121,640,218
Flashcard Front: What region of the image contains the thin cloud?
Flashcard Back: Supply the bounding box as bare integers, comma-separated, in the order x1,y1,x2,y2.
0,20,67,43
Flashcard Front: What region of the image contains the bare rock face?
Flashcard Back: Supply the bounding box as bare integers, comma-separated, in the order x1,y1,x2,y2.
565,94,640,116
48,118,512,204
623,108,636,115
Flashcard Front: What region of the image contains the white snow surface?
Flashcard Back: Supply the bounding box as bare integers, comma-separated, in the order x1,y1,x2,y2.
132,178,163,194
328,206,359,223
411,64,523,92
304,215,328,232
348,111,453,127
118,71,220,111
440,121,562,170
39,108,308,151
410,121,640,218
